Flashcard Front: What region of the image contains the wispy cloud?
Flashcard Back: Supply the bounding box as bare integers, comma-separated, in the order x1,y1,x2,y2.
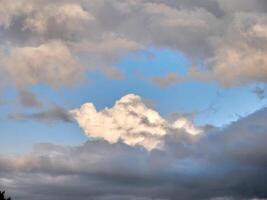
9,106,73,123
17,89,42,108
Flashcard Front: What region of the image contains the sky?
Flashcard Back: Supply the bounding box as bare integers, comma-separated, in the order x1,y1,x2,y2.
0,0,267,199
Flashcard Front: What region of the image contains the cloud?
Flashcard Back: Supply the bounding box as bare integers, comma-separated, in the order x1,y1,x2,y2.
1,0,267,87
17,89,42,108
0,1,267,199
71,94,201,150
23,2,94,38
71,35,142,79
217,0,267,14
202,13,267,86
101,66,124,80
72,36,142,57
0,0,31,29
9,106,73,123
4,40,82,88
155,12,267,87
1,107,267,200
253,86,266,99
150,73,179,87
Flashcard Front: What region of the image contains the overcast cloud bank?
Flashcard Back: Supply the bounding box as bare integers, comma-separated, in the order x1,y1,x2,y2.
1,101,267,200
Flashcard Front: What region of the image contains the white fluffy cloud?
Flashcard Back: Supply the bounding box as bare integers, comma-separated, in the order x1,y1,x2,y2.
71,94,201,150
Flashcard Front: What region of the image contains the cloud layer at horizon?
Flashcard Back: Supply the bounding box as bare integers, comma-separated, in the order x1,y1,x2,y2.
1,106,267,200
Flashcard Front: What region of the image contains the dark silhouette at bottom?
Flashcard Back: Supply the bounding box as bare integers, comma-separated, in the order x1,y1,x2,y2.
0,191,11,200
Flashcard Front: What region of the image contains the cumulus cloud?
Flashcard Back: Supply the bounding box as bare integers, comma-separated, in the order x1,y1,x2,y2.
71,94,201,150
148,12,267,87
23,2,94,38
195,13,267,86
1,1,267,199
0,0,267,87
4,40,82,88
0,0,31,28
1,107,267,200
71,35,142,79
72,36,142,57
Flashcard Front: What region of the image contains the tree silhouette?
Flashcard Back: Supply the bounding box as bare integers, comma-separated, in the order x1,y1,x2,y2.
0,191,11,200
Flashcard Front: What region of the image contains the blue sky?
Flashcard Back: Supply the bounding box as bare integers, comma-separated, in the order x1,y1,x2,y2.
1,1,267,199
0,48,266,154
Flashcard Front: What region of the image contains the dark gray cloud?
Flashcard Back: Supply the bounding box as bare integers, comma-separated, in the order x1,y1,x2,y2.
1,108,267,200
8,106,73,123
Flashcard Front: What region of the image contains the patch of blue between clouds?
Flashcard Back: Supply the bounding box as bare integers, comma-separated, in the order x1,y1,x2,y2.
0,48,266,154
82,48,265,126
